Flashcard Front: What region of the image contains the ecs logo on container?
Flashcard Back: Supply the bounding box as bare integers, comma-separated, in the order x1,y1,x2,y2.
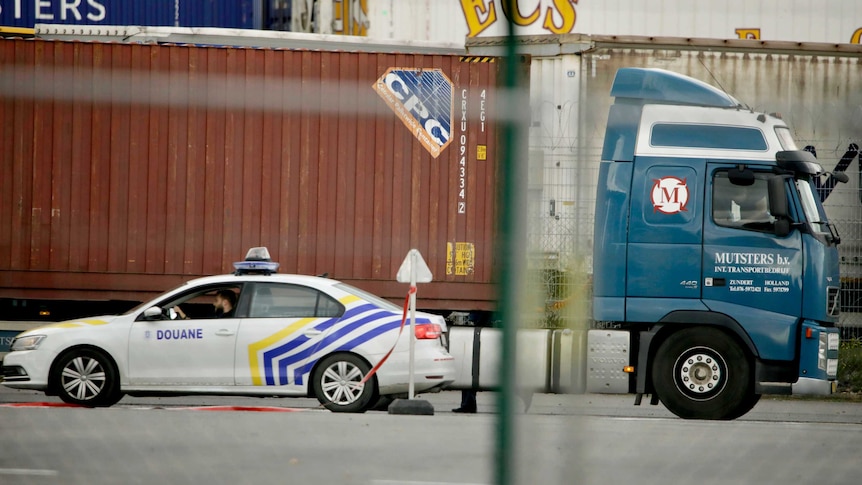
651,177,689,214
374,68,453,158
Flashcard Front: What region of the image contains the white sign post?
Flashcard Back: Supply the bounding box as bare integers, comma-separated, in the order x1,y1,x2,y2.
396,249,433,400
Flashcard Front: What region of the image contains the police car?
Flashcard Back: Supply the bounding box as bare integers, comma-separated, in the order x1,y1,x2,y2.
2,248,456,413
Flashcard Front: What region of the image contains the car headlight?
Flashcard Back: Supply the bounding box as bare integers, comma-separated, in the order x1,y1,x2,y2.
11,335,46,351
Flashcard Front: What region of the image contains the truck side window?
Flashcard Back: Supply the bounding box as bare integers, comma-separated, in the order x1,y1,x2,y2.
712,172,775,232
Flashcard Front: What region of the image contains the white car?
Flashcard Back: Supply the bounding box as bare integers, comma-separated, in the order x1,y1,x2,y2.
2,249,455,413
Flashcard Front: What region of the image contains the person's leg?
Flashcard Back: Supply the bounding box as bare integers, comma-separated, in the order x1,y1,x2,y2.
452,390,477,413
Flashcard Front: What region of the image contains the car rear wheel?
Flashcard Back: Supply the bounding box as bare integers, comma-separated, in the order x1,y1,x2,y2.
53,348,122,407
312,353,376,413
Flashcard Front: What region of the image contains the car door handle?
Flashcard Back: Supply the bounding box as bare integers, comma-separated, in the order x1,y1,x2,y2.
303,330,323,337
215,329,235,337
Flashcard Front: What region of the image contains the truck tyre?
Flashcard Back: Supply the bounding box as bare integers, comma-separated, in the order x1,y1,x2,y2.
651,327,754,420
52,348,123,407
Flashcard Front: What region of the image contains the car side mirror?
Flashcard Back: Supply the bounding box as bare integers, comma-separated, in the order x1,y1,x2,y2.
142,306,163,320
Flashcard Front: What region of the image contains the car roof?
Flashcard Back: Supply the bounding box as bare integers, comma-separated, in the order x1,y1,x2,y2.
181,273,343,288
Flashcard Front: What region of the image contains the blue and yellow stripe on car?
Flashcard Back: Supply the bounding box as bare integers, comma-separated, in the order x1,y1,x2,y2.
36,319,110,330
247,295,430,386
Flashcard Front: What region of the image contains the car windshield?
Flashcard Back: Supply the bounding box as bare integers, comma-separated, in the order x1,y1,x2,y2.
122,282,190,315
335,283,402,312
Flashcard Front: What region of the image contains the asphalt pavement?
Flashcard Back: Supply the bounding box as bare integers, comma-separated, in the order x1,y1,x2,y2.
1,387,860,484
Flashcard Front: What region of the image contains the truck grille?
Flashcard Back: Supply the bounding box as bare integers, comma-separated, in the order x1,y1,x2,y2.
827,286,840,317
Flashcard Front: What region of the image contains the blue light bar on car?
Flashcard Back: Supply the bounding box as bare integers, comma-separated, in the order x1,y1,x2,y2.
233,260,280,274
234,247,279,275
244,247,273,261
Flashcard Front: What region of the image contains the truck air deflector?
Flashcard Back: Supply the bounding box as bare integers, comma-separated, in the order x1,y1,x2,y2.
610,68,740,108
601,103,640,162
592,162,632,307
776,150,824,176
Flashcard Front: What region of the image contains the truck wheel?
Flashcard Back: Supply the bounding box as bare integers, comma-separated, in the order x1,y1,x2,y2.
724,392,762,420
651,327,754,420
311,353,377,413
53,348,123,407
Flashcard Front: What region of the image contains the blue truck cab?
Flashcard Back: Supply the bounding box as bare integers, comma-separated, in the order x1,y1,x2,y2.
591,68,842,419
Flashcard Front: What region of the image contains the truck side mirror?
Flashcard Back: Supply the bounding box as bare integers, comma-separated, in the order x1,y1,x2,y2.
830,171,850,184
728,166,755,186
768,175,792,237
773,219,791,237
767,176,789,218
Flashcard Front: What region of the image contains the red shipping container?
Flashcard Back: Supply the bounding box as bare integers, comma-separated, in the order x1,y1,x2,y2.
0,38,503,311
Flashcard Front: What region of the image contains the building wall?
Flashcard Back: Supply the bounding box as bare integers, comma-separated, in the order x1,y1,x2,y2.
368,0,862,45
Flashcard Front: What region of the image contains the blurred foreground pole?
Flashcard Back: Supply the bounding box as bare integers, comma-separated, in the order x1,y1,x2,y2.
495,6,527,485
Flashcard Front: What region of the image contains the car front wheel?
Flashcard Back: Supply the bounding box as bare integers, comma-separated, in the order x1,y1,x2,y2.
312,353,377,413
53,348,122,407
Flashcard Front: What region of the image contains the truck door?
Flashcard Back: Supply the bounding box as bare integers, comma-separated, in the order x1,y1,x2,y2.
702,165,803,361
626,158,705,318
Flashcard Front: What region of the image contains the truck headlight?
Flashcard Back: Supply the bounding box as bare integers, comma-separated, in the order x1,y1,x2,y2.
818,334,827,371
11,335,46,351
827,333,839,351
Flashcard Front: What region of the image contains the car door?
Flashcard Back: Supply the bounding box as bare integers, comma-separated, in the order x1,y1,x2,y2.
128,285,242,386
234,282,345,389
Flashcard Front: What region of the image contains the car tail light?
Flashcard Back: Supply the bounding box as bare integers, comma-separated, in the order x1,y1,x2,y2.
415,323,442,340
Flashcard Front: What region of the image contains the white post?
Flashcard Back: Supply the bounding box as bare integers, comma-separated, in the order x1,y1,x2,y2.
408,250,417,399
393,249,433,414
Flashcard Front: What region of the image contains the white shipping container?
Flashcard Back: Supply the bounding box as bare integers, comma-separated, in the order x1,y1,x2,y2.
367,0,862,45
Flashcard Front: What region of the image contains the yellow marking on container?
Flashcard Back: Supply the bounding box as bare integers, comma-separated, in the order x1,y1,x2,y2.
447,242,475,276
460,56,497,63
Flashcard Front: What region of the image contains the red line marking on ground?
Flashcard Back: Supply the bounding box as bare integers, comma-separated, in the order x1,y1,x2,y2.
0,402,84,408
173,406,305,412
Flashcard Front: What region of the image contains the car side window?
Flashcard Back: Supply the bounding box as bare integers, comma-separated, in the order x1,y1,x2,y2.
248,283,344,318
138,284,242,321
712,172,775,232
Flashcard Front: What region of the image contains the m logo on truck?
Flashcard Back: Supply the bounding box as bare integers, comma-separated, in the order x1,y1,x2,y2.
374,68,453,158
651,177,689,214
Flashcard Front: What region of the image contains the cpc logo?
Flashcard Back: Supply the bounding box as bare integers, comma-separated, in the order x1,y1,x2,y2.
373,68,453,158
651,177,689,214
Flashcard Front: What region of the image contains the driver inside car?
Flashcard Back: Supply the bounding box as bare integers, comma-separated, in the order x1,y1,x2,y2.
173,289,237,319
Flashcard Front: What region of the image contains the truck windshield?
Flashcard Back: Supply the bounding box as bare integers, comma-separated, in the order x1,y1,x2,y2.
794,178,839,243
775,126,798,150
795,179,825,225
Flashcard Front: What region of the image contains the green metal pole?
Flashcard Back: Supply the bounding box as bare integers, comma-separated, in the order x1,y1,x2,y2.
495,7,524,485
